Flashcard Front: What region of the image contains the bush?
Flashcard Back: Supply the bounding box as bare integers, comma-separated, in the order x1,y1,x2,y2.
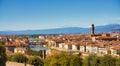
11,53,27,63
100,55,116,66
26,48,42,57
86,54,101,66
7,55,13,61
116,57,120,66
85,54,118,66
44,53,82,66
27,56,44,66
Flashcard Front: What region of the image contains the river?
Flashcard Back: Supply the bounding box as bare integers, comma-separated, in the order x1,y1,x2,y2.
29,44,50,54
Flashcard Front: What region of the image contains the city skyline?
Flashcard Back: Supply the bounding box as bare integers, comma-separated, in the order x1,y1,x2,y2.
0,0,120,30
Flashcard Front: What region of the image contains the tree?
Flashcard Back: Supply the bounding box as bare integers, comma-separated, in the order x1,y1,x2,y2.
58,54,70,66
100,55,116,66
117,50,120,56
116,57,120,66
70,55,83,66
0,44,7,66
7,55,12,61
44,53,83,66
26,48,42,57
86,54,100,66
27,56,44,66
11,53,27,63
77,45,80,50
44,54,61,66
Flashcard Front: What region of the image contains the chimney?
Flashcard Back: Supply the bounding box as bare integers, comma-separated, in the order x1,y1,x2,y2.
91,24,95,36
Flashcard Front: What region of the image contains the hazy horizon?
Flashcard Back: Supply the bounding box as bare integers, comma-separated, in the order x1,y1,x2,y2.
0,23,119,31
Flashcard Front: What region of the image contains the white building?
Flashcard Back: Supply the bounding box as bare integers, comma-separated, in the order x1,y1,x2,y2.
80,45,86,52
98,47,108,54
59,43,65,48
72,44,77,51
90,46,98,53
14,48,26,54
64,44,69,50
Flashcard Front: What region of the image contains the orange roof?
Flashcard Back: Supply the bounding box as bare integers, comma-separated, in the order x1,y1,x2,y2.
4,44,18,47
112,46,120,50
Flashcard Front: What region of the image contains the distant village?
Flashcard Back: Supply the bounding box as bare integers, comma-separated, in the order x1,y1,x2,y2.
0,24,120,57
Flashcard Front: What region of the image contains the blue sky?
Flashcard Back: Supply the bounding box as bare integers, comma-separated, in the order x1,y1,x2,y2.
0,0,120,30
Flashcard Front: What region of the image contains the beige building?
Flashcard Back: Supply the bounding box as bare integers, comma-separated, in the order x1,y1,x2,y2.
72,44,77,51
14,48,26,54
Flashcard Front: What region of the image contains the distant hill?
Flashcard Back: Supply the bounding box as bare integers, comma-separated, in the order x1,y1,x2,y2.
0,24,120,35
95,24,120,32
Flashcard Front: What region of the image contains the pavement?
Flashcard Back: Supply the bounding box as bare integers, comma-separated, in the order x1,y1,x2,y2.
6,61,33,66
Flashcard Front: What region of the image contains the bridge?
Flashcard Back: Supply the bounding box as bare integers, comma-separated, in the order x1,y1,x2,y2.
29,40,47,45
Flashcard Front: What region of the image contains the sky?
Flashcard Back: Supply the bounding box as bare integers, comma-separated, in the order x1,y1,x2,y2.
0,0,120,30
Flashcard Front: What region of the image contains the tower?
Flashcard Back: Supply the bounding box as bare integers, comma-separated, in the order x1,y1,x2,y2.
91,24,95,36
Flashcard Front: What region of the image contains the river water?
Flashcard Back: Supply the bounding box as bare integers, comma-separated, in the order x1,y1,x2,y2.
29,45,50,54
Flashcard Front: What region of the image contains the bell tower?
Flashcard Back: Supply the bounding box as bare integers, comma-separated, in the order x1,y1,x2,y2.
91,24,95,36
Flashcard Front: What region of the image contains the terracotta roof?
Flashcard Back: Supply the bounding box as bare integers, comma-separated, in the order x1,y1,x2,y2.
112,46,120,50
4,44,18,47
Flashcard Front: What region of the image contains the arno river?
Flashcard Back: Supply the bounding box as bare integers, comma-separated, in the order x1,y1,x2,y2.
29,44,50,54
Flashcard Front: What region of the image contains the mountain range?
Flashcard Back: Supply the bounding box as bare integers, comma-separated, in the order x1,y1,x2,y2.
0,24,120,35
